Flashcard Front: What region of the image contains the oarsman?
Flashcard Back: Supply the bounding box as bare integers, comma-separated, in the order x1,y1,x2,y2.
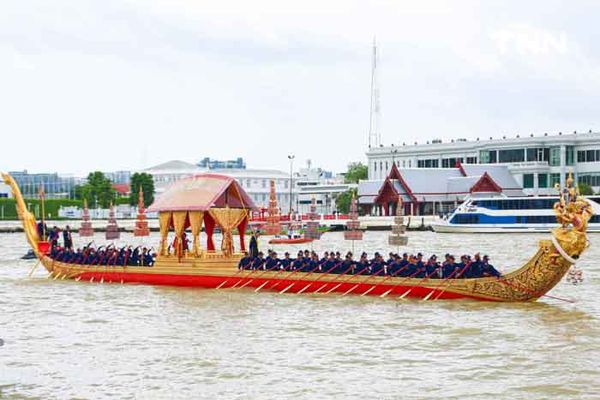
355,252,371,275
280,252,292,271
338,252,354,274
414,253,427,278
442,254,458,278
370,253,386,276
321,252,337,273
303,250,311,263
426,255,440,278
263,250,273,269
320,251,329,265
251,252,265,270
292,252,305,271
238,251,252,269
238,252,252,270
387,254,402,276
481,255,501,277
455,255,471,278
387,252,395,266
465,253,482,278
302,253,318,272
370,252,381,264
265,251,281,271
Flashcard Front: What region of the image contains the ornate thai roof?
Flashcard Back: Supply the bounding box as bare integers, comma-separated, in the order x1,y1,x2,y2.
147,173,257,212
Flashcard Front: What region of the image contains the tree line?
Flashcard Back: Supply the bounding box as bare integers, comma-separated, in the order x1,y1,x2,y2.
73,172,155,208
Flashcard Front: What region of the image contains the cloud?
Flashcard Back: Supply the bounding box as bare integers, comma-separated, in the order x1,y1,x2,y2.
1,0,600,175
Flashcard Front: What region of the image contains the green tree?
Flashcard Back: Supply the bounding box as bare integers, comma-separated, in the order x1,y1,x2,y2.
335,188,358,214
344,162,368,183
130,172,155,208
578,183,593,196
73,171,116,208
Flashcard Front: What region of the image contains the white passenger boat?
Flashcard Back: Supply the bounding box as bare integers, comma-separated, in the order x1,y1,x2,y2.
432,196,600,233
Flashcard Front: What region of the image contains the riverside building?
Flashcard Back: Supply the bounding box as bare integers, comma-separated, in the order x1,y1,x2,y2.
366,131,600,195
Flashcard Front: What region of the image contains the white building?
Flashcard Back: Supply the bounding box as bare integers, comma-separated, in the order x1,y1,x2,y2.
294,161,353,214
0,182,12,198
366,131,600,195
142,160,299,214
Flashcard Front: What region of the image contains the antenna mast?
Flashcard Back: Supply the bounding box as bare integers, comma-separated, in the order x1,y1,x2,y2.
368,37,381,148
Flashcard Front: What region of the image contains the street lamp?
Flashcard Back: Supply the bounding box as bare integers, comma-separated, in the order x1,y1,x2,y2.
288,154,295,214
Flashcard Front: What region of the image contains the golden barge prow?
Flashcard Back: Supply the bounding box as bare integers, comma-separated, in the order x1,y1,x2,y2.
3,171,592,302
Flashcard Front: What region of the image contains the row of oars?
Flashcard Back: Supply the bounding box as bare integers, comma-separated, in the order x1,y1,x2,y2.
213,261,576,303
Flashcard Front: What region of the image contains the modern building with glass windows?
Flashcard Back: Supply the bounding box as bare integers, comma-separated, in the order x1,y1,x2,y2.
366,131,600,195
8,170,82,199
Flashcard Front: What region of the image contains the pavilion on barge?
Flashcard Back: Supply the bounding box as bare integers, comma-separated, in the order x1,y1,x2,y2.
147,173,257,258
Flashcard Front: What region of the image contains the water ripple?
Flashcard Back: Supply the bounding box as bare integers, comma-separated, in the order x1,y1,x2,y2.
1,231,599,399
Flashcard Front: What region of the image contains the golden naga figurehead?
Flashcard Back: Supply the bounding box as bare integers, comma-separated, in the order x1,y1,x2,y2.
552,172,593,260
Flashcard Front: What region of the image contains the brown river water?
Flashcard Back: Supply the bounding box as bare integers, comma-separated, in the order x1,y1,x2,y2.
1,231,599,399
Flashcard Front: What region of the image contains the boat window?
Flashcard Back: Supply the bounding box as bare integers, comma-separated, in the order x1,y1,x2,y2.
451,214,480,224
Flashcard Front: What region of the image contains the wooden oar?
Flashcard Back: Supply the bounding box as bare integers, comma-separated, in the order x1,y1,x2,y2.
397,267,439,300
235,263,284,290
361,265,412,297
429,265,471,300
323,265,372,295
342,267,388,296
278,263,341,294
269,262,326,291
375,266,412,298
28,259,42,277
215,267,247,289
296,263,346,294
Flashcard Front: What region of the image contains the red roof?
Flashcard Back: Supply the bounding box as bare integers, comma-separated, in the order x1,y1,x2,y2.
112,183,131,194
147,173,257,212
470,172,502,193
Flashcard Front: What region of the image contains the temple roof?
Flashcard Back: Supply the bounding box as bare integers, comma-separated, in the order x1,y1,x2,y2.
147,173,257,212
358,164,524,205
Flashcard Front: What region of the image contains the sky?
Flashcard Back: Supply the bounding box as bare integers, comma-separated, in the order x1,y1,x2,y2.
1,0,600,176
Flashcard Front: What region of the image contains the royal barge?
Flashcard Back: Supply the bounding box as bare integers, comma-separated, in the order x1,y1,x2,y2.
3,172,592,302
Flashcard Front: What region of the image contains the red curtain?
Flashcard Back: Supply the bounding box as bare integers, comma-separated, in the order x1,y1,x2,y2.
238,215,248,252
204,213,216,251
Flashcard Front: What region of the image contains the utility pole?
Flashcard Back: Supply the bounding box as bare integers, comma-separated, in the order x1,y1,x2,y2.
368,37,381,148
288,154,295,215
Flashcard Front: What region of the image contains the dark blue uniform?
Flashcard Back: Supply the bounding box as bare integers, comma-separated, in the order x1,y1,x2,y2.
265,257,280,271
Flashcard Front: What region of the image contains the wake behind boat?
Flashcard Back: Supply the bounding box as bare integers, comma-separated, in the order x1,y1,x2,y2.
3,171,592,302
